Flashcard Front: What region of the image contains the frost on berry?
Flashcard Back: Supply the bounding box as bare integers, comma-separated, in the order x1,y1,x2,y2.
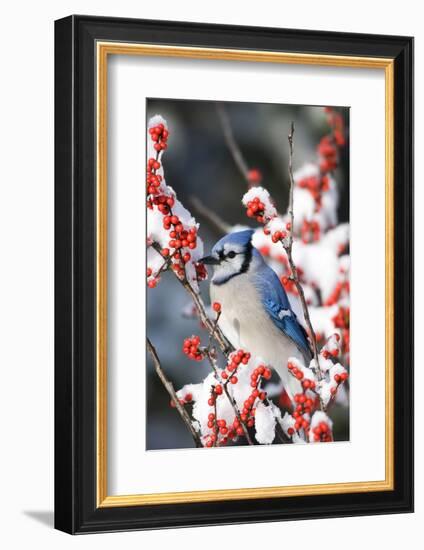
242,186,277,223
309,411,333,443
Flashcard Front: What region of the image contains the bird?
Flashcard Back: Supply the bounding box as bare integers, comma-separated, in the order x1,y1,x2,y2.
200,229,312,402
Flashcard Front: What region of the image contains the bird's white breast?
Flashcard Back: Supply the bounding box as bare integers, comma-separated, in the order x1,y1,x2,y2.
210,274,304,398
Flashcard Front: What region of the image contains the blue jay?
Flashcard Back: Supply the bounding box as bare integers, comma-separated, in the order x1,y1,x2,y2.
200,229,312,401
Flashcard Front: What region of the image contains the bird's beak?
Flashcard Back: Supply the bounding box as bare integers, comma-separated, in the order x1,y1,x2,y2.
198,255,220,265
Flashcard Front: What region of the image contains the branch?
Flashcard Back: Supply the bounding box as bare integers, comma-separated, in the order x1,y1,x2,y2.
284,123,325,410
216,103,251,186
189,195,232,234
183,280,231,352
147,337,203,448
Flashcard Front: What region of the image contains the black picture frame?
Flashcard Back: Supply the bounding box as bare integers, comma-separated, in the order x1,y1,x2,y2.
55,15,414,534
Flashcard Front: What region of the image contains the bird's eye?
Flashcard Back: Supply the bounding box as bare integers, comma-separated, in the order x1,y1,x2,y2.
227,251,236,259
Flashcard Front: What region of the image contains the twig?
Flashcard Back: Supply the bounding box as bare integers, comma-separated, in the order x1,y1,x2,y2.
147,337,203,448
212,387,218,447
181,278,232,355
216,103,251,185
156,250,176,276
284,123,325,411
190,196,232,234
208,311,221,350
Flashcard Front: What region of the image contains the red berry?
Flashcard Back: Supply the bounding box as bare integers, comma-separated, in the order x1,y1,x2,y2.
247,168,262,183
212,302,221,313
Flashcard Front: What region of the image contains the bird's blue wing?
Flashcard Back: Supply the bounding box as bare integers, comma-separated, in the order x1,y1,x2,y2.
253,260,312,360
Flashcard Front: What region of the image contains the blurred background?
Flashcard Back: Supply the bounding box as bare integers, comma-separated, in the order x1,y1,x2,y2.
146,99,349,450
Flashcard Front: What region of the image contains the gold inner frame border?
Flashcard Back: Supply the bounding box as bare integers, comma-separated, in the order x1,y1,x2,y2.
96,42,394,507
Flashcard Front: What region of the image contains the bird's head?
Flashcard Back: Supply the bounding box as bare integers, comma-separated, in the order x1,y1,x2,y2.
199,229,255,285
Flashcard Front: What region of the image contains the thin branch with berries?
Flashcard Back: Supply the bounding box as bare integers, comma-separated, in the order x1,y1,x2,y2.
199,306,254,446
284,123,325,409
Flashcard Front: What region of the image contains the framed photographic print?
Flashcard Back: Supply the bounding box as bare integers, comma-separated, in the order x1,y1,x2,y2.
54,15,414,534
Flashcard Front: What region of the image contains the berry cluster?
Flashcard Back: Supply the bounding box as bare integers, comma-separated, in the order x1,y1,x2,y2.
245,196,266,223
146,119,207,288
324,278,350,306
324,107,346,147
204,384,245,447
182,335,203,361
327,367,349,401
146,267,158,289
333,370,349,386
318,107,345,174
318,135,338,174
321,333,340,360
242,365,271,422
204,413,247,447
270,222,291,244
204,361,274,447
161,214,199,279
287,361,316,387
220,349,251,384
311,420,332,442
148,122,169,152
284,361,320,440
205,410,225,447
332,306,350,356
146,157,164,197
300,219,321,243
298,174,330,210
289,107,346,243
